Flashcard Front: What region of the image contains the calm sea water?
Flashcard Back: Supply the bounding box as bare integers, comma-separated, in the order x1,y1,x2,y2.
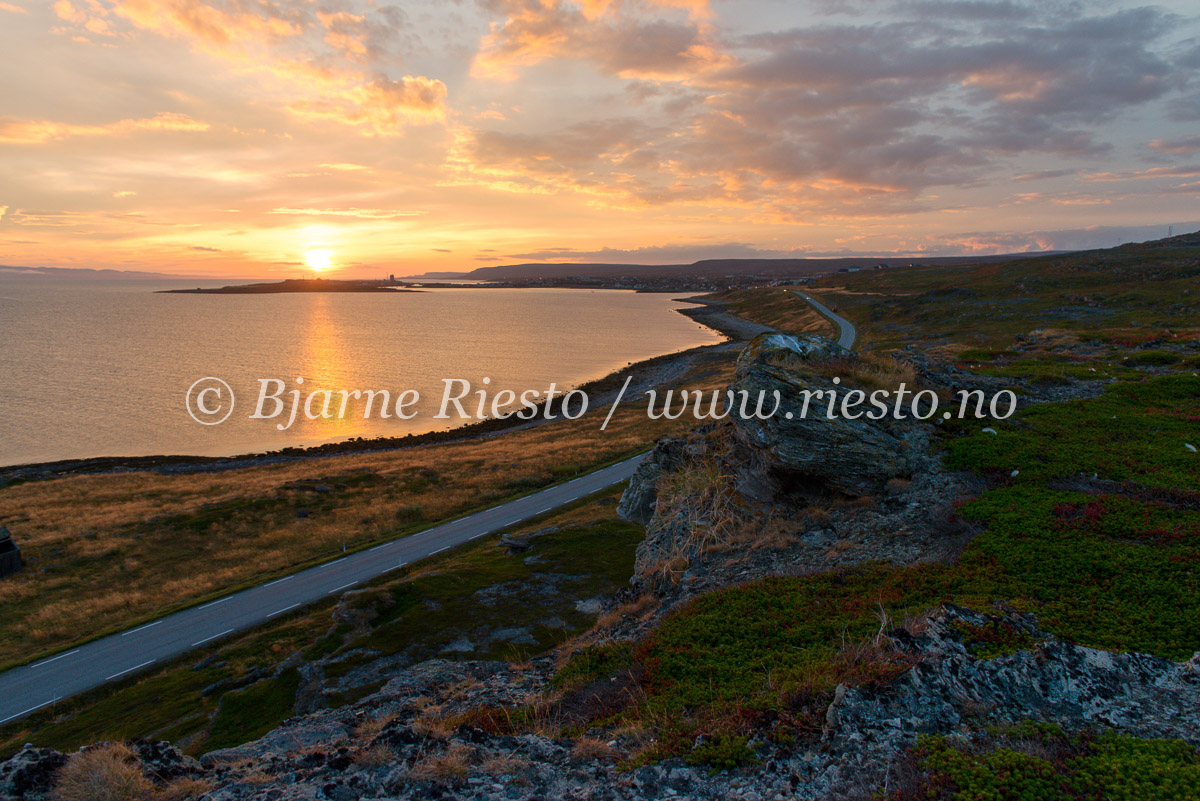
0,280,723,466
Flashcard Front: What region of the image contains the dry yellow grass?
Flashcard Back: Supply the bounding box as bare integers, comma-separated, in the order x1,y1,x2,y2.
406,743,473,783
570,737,620,761
479,753,530,778
410,714,454,741
709,288,832,336
353,744,397,768
155,777,213,801
51,743,151,801
353,712,398,742
0,351,735,666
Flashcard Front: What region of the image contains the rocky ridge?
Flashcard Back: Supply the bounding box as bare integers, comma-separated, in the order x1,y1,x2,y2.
5,604,1198,801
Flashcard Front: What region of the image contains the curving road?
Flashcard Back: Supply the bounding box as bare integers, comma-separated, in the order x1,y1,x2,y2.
0,453,645,725
793,290,857,349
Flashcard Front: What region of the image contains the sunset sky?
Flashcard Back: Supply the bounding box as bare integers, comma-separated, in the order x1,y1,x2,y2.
2,0,1199,277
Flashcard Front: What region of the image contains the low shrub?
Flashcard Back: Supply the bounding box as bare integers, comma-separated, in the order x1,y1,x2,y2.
552,642,634,689
51,743,151,801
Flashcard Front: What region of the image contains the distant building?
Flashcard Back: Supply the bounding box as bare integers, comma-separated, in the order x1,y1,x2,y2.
0,526,20,578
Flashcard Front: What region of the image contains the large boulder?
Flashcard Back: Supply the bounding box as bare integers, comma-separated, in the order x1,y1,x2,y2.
616,437,687,525
0,747,65,801
730,335,913,497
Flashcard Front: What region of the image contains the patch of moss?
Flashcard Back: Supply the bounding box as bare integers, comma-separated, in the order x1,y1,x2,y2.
686,734,759,774
552,642,634,689
206,667,301,751
909,730,1200,801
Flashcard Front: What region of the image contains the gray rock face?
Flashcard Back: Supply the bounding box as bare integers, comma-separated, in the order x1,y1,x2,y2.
0,747,64,800
8,607,1197,801
732,333,915,498
620,333,953,598
730,361,913,497
623,333,913,523
810,605,1200,795
734,332,844,371
616,436,686,525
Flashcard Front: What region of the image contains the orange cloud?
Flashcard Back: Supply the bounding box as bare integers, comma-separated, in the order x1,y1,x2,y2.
113,0,302,50
0,112,210,144
472,0,729,81
53,0,84,22
288,75,447,135
92,0,449,136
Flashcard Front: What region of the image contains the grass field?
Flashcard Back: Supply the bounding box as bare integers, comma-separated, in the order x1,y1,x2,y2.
0,346,734,669
718,243,1200,352
0,486,642,756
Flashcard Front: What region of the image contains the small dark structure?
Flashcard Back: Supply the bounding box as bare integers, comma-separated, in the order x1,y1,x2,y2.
0,526,21,577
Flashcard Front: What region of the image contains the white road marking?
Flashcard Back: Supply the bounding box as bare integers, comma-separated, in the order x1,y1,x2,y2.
192,629,235,647
121,620,162,637
0,698,56,724
267,603,301,618
106,660,154,681
326,582,357,595
0,456,648,724
31,650,79,669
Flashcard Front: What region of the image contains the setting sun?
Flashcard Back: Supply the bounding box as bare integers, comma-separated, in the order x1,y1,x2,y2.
304,250,333,272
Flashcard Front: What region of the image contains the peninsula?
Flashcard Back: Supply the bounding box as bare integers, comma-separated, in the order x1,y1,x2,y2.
160,278,417,294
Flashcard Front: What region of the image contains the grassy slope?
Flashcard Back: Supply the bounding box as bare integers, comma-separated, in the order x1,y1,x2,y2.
543,244,1200,788
0,348,733,669
0,488,642,756
718,242,1200,351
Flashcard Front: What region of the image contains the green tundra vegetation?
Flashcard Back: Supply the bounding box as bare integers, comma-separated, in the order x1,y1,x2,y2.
544,246,1200,781
910,723,1200,800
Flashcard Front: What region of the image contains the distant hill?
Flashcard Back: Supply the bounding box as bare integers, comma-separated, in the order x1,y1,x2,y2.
1129,228,1200,249
0,265,225,281
454,252,1061,282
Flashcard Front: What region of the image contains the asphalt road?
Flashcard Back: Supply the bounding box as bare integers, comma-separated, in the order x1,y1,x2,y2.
0,453,645,725
793,290,857,349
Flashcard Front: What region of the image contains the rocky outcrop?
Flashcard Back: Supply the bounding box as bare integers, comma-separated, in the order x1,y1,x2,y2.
0,748,64,800
8,606,1196,801
810,604,1200,795
621,333,970,600
616,437,687,525
729,361,914,499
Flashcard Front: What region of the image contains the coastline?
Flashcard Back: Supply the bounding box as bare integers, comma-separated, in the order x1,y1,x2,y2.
0,297,758,484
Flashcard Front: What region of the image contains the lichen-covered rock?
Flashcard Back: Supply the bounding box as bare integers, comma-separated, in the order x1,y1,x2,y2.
0,747,65,801
8,606,1196,801
735,332,845,372
731,336,913,497
616,436,686,525
809,604,1200,796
